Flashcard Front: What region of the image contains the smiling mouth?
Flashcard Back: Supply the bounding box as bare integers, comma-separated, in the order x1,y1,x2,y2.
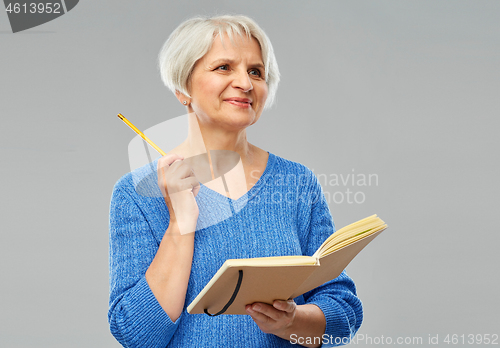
224,100,252,108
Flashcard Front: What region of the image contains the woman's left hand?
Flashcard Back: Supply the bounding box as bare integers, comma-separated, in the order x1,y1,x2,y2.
245,299,296,339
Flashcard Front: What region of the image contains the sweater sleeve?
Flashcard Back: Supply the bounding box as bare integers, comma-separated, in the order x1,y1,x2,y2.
297,170,363,347
108,181,180,347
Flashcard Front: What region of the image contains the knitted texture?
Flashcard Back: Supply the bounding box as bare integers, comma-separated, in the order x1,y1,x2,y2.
108,152,363,347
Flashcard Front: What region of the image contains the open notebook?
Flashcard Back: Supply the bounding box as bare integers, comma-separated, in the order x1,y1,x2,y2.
187,214,387,315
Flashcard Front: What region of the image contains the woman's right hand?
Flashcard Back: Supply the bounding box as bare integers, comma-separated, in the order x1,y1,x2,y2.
157,154,200,235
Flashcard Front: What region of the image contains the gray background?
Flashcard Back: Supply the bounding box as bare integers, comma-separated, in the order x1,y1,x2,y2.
1,1,499,347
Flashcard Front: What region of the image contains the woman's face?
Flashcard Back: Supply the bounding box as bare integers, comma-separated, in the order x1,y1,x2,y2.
187,33,268,131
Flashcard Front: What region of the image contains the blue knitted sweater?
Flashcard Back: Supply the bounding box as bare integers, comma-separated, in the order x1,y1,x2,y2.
108,152,363,347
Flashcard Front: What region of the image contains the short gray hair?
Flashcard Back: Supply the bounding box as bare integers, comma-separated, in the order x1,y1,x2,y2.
158,14,280,109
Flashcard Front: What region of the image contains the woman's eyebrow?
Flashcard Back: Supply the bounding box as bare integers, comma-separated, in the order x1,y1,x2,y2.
209,58,265,70
209,58,235,67
249,62,265,70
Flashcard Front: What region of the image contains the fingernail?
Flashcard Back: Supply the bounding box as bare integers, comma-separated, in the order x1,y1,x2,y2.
253,304,261,311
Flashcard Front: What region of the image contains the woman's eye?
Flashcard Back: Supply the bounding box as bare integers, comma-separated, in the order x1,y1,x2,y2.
249,69,262,77
216,64,229,71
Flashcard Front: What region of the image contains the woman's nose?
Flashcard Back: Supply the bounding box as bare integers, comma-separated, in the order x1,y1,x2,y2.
231,69,253,92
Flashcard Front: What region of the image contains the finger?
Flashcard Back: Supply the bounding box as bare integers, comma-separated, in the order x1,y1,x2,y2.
246,305,274,324
176,176,200,193
157,154,184,169
163,159,184,173
179,163,196,179
248,303,283,321
165,177,199,195
273,299,296,313
168,161,196,180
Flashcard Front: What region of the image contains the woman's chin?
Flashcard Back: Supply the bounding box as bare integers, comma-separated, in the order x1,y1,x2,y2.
218,116,256,130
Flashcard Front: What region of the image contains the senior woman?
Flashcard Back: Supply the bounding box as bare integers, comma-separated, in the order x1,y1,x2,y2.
109,15,362,348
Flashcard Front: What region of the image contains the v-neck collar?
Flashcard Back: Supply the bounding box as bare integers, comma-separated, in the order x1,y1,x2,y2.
197,151,276,211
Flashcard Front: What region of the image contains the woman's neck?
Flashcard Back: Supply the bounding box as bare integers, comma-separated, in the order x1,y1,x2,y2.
183,112,257,167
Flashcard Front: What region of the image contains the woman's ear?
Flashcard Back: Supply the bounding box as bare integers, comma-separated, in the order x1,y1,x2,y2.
175,90,192,106
175,90,186,104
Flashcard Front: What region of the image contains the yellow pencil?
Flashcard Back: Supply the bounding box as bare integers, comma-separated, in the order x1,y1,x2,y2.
117,113,166,156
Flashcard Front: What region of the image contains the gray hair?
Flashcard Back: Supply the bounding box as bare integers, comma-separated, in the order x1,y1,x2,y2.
158,14,280,109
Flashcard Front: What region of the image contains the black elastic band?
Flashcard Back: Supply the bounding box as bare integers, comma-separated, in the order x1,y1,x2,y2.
204,270,243,316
